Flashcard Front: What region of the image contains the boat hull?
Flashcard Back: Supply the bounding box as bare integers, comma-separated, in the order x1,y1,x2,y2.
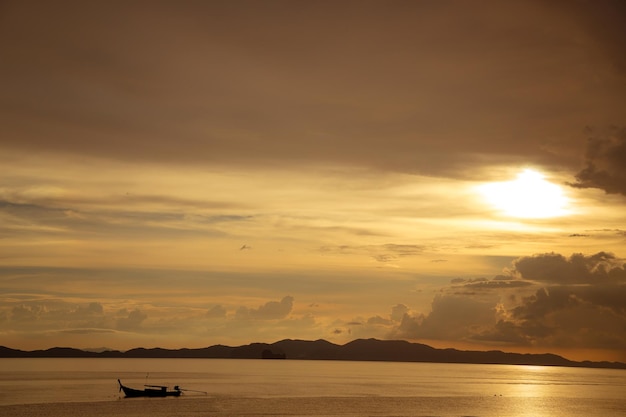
118,379,181,397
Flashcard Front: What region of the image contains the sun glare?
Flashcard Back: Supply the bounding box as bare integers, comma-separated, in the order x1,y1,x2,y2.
478,169,570,218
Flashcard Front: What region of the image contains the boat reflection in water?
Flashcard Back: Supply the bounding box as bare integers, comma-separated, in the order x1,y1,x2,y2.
117,379,181,397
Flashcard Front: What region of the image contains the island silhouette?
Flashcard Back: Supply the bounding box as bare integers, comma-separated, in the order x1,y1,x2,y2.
1,338,624,369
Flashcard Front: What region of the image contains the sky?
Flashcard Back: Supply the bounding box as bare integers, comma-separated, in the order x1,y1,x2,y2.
1,0,625,362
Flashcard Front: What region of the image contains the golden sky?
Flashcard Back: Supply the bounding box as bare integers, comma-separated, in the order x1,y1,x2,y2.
1,0,625,362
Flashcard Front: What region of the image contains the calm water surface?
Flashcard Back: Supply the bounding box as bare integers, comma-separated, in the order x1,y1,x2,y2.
0,358,624,416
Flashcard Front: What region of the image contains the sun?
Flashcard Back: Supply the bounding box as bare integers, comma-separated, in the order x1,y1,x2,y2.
478,169,570,218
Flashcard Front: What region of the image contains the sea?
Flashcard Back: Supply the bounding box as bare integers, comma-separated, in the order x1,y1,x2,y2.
0,358,624,417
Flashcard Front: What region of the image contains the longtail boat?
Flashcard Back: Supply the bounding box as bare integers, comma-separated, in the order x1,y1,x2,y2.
118,379,182,397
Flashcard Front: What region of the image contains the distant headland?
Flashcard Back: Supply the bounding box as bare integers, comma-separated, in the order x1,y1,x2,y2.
1,338,624,370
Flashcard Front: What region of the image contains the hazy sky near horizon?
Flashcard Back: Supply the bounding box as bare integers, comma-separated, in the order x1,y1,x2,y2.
1,0,625,362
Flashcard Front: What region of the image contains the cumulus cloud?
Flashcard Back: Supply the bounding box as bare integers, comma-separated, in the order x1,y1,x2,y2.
116,309,147,331
8,301,105,323
75,302,104,316
395,294,498,341
236,296,294,320
341,305,414,341
511,252,626,284
206,304,227,319
478,285,626,350
390,304,409,322
512,287,581,321
10,304,43,322
571,126,626,195
387,252,626,356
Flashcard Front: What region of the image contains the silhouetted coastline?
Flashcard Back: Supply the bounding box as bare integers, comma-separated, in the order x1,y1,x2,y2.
1,338,624,369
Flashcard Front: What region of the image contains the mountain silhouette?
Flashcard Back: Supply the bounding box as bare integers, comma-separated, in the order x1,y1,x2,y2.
1,339,623,369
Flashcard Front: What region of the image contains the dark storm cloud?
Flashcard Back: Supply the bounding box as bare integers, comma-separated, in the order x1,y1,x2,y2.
1,0,624,176
395,283,626,351
511,252,626,284
392,251,626,353
478,284,626,350
512,287,580,321
571,127,626,195
512,285,625,321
